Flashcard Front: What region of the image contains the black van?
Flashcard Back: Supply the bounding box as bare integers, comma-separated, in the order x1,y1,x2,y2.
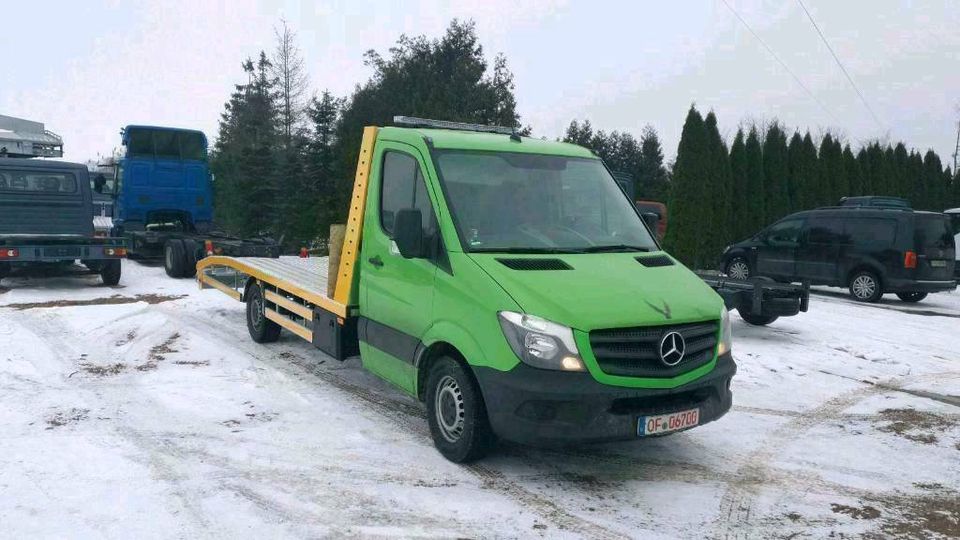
721,207,956,302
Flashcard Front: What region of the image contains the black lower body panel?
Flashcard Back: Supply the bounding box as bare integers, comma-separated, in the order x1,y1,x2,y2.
473,353,736,446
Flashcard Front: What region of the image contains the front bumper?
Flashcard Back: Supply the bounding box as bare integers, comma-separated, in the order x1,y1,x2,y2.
473,353,736,446
884,278,957,294
0,242,125,263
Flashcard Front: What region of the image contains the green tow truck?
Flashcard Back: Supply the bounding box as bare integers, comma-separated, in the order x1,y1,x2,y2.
198,117,736,462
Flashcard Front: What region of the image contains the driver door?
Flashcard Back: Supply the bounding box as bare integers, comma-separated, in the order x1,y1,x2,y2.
755,217,804,279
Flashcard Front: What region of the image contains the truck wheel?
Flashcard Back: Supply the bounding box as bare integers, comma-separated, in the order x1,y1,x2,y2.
725,257,751,280
164,240,187,278
849,270,882,303
246,283,281,343
896,292,927,303
425,356,495,463
736,309,778,326
182,240,198,278
100,259,122,286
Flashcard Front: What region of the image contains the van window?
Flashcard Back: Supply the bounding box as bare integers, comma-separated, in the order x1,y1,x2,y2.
844,218,897,247
914,215,952,249
0,170,78,194
379,151,435,238
763,218,803,247
805,216,844,245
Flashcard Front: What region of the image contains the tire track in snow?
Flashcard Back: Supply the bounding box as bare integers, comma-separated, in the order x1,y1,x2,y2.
712,369,960,540
168,305,628,540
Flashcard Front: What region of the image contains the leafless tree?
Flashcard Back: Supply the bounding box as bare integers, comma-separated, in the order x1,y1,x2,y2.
271,19,309,145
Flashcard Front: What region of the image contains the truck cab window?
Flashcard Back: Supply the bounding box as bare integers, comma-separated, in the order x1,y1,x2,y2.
380,151,434,238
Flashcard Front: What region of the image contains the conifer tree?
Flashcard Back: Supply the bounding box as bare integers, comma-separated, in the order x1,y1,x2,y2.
704,111,733,260
728,129,748,239
666,106,709,266
744,127,765,231
762,123,790,222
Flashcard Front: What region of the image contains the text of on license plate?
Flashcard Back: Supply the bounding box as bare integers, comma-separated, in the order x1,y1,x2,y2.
639,408,700,436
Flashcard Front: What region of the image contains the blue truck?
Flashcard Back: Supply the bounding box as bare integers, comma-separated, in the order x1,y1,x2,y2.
111,125,279,277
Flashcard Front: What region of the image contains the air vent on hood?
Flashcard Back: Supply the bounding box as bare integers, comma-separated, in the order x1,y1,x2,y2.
636,254,674,267
497,258,573,271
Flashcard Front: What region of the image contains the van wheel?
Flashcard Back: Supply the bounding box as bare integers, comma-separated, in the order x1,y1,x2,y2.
164,240,187,278
896,292,927,303
425,356,495,463
100,259,122,286
246,283,281,343
849,270,882,303
725,257,751,280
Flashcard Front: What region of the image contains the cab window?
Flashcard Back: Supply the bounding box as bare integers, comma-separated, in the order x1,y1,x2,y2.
379,151,435,238
763,218,803,247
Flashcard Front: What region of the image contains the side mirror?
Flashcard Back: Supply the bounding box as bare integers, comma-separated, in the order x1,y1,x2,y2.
394,208,425,258
641,212,659,233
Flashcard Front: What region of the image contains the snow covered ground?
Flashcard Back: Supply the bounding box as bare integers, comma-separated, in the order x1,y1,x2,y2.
0,260,957,539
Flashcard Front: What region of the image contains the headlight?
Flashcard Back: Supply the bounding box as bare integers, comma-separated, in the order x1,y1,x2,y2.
717,308,732,356
498,311,585,372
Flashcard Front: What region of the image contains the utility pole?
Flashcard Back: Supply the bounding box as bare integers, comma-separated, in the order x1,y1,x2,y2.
954,119,960,173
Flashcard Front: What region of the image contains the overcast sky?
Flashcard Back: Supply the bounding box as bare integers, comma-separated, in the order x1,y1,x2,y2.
4,1,959,167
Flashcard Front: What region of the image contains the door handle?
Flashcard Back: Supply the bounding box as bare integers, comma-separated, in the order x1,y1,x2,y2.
368,255,384,268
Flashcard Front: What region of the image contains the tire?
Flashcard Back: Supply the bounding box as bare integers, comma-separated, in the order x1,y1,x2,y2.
896,292,927,303
725,257,751,280
163,240,187,278
100,259,122,286
181,239,198,278
425,356,495,463
849,270,882,303
737,309,779,326
246,283,281,343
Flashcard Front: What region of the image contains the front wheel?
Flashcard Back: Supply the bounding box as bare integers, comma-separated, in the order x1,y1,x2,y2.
164,240,187,278
725,257,751,280
425,356,495,463
896,292,927,303
100,259,122,286
849,270,882,303
246,283,281,343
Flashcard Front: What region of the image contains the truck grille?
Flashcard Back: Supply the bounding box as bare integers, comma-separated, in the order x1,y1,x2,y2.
588,321,718,378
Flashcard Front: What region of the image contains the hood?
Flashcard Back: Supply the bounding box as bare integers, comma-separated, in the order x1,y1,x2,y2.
469,251,723,331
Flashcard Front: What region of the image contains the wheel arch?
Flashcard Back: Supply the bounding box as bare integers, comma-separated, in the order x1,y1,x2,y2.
846,262,885,289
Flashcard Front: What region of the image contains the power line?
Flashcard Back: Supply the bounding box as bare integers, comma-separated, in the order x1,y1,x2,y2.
796,0,884,130
720,0,840,125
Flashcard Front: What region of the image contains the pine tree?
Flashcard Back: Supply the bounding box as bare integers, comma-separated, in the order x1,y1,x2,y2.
842,145,860,199
744,127,765,232
637,126,669,201
666,106,709,266
704,112,733,261
729,129,748,239
762,123,790,222
787,132,802,212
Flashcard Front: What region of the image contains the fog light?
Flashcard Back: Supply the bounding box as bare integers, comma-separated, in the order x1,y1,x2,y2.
561,356,585,371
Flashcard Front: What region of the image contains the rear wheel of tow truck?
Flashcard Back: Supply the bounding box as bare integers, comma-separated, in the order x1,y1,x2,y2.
896,292,927,303
737,310,779,326
425,356,495,463
163,240,187,278
245,283,281,343
725,257,751,280
100,259,122,286
849,270,883,303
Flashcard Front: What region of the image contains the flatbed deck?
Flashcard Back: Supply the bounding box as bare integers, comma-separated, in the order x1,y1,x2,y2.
197,255,346,316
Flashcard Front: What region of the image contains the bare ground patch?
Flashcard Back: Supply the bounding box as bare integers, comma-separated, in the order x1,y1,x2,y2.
45,408,90,429
3,293,186,310
831,502,881,520
136,333,181,371
875,408,956,445
79,362,127,376
174,360,209,367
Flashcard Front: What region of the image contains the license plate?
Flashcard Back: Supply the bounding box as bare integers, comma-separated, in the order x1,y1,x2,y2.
930,260,947,268
638,408,700,436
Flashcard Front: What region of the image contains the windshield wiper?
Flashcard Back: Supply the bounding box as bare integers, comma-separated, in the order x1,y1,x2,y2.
580,244,652,253
470,247,587,254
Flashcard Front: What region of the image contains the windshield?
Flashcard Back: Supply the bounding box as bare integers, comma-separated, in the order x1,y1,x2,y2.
434,151,658,253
